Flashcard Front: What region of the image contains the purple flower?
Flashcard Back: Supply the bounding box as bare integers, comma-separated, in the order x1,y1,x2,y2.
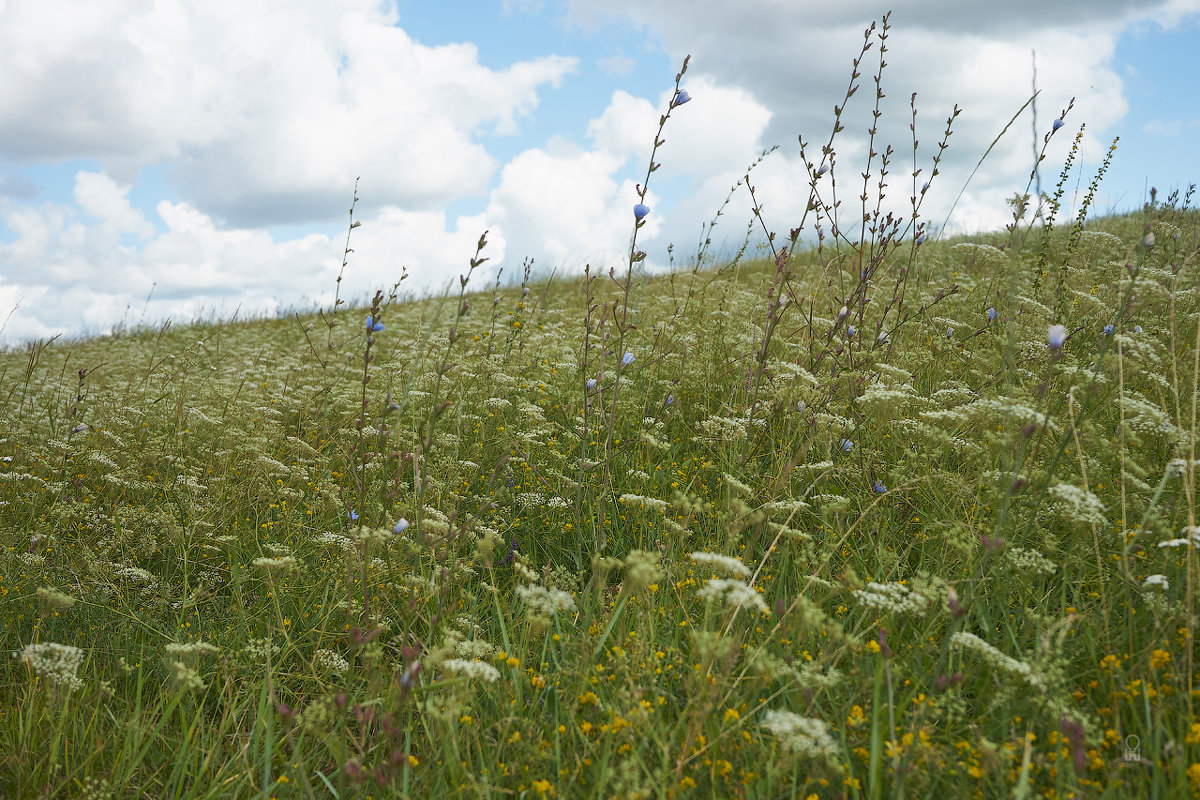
921,181,930,192
1052,118,1064,131
634,203,650,221
847,325,857,337
348,510,359,521
1048,324,1067,350
622,351,635,367
987,307,998,322
393,518,410,534
672,89,692,107
946,327,955,339
840,438,853,452
665,394,674,406
873,480,887,493
586,378,597,390
916,233,927,245
1134,325,1143,333
366,315,384,333
1104,324,1114,336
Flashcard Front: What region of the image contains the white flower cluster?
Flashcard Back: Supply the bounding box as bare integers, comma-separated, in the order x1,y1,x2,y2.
168,660,205,693
760,710,841,766
852,581,932,616
314,648,350,673
1047,483,1108,527
515,584,577,616
164,641,221,658
243,637,281,665
690,552,751,580
618,493,670,512
1004,547,1058,577
951,632,1043,689
252,555,298,573
439,658,501,683
17,642,85,691
1142,574,1169,592
697,578,768,614
1158,526,1200,549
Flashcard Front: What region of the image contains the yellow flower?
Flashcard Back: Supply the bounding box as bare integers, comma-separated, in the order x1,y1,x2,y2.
1186,723,1200,746
532,779,556,797
724,708,740,723
408,755,419,767
1099,654,1120,670
847,705,865,727
1188,763,1200,789
1150,649,1171,670
865,640,881,654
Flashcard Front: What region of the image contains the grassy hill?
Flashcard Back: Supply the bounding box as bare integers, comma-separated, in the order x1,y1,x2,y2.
2,197,1199,798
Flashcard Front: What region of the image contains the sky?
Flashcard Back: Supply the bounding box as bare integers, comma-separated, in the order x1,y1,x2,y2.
0,0,1197,347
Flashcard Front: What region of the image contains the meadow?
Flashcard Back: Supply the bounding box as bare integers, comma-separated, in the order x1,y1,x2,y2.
3,22,1200,799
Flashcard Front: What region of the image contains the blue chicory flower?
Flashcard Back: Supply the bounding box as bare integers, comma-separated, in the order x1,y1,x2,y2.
665,394,674,406
393,518,410,534
916,233,927,245
873,480,887,493
947,328,954,339
1048,324,1067,350
847,325,857,337
348,510,359,521
1052,118,1064,131
587,378,597,390
622,351,635,367
366,315,384,333
634,203,650,221
1134,325,1143,333
841,439,853,452
987,307,998,322
1104,324,1114,336
673,89,692,106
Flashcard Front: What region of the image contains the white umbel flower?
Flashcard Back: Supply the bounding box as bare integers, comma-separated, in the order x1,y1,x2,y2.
690,552,752,579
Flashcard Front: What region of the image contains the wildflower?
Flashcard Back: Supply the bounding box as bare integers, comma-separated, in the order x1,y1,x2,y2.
847,325,857,337
393,517,410,534
921,181,930,191
634,203,650,221
440,658,501,683
690,551,751,580
840,439,853,452
672,89,692,106
587,378,597,390
816,163,829,177
366,315,384,333
515,584,577,616
946,327,954,339
1052,118,1064,131
16,642,86,691
852,581,932,616
796,401,805,412
916,233,927,245
314,648,351,673
665,394,674,406
1104,324,1114,336
1143,574,1169,592
1048,324,1067,350
253,555,298,573
760,711,842,767
697,578,768,614
348,510,359,521
1134,325,1143,333
622,351,635,367
873,480,887,493
987,307,998,321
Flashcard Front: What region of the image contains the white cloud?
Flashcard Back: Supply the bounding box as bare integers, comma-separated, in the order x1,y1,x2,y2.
0,0,577,226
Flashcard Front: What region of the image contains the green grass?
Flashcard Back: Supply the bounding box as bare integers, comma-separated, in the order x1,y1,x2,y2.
3,30,1200,799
